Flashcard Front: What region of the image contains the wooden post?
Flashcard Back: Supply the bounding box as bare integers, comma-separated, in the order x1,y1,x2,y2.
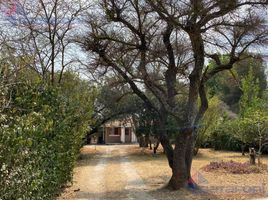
249,148,256,165
241,144,246,156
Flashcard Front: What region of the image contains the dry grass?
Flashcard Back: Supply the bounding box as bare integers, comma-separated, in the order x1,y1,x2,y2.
60,145,268,200
130,146,268,200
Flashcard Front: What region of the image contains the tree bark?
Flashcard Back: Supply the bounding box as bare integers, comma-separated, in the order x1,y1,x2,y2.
158,113,174,169
160,135,174,168
185,133,195,180
168,132,189,189
169,29,205,189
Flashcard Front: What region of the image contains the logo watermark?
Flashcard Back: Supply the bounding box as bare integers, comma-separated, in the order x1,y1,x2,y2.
1,0,23,16
0,0,82,28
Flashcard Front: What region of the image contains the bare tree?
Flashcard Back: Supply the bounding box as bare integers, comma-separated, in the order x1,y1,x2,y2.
82,0,268,190
0,0,90,85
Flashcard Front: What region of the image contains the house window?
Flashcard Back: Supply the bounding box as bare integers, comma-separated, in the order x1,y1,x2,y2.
125,127,131,136
114,127,121,135
107,127,113,135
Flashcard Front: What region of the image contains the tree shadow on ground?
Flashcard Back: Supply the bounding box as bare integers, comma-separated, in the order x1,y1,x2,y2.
73,183,220,200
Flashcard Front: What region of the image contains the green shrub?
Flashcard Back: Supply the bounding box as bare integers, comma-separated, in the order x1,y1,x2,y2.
0,81,93,199
209,121,241,151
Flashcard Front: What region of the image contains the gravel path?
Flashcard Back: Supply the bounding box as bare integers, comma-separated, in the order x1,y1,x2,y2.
61,145,155,200
74,147,109,200
120,149,155,200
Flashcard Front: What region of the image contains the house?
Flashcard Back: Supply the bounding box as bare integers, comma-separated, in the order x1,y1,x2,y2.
89,118,137,144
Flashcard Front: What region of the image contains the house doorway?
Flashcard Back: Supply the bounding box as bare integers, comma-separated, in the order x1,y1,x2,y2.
125,127,131,143
98,135,104,144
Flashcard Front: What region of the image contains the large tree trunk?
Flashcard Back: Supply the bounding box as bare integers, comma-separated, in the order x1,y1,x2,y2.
168,129,195,189
168,29,206,190
169,133,188,189
159,129,174,168
154,112,191,189
185,133,196,188
158,77,200,190
157,111,174,168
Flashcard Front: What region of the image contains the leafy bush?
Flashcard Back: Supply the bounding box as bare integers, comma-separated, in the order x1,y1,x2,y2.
0,80,94,199
196,97,225,149
196,97,241,152
201,65,268,153
208,121,241,151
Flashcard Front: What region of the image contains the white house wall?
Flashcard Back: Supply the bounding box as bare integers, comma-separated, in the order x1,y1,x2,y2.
131,130,137,143
120,127,125,143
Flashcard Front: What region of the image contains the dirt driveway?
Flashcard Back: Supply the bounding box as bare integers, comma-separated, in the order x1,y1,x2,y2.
60,145,268,200
60,145,156,200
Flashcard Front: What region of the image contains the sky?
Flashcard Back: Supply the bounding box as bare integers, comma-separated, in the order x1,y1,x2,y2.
0,0,267,75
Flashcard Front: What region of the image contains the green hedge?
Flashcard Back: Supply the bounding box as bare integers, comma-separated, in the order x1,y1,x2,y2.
0,82,93,199
210,128,241,151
